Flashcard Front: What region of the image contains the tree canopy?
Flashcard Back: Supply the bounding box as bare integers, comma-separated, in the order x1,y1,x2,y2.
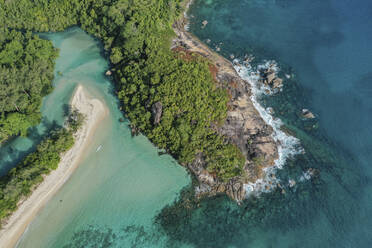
0,28,58,142
0,0,245,181
0,110,83,224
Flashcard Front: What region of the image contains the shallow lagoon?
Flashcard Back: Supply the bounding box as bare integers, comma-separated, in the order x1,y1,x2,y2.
3,0,372,246
15,28,190,247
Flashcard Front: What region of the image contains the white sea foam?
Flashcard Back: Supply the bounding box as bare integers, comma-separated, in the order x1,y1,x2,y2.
183,0,194,31
234,59,303,197
299,169,314,182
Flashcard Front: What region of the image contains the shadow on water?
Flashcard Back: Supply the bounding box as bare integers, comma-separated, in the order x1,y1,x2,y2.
60,94,368,247
152,141,367,248
150,0,371,247
0,26,120,178
56,0,372,247
0,108,69,177
3,0,371,246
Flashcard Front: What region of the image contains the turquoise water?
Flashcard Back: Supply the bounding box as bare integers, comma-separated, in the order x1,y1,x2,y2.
3,0,372,246
13,28,190,247
153,0,372,247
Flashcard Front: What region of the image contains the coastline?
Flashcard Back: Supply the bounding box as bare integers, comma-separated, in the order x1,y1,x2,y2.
172,0,303,200
0,85,108,248
172,3,280,201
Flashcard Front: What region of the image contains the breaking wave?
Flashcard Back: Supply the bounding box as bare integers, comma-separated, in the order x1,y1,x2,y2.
233,59,304,197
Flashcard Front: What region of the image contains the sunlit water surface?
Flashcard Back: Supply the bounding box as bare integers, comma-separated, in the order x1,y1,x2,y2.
2,0,372,246
15,28,190,247
179,0,372,247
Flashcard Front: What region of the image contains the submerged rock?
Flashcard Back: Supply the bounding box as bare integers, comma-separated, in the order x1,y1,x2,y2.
172,13,280,202
289,179,296,188
201,20,208,28
302,109,315,119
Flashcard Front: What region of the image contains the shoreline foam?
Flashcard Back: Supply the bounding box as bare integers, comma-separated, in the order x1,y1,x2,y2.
0,85,108,248
233,60,303,196
177,0,303,198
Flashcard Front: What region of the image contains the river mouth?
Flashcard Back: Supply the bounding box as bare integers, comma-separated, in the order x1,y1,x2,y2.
4,0,372,246
14,27,190,248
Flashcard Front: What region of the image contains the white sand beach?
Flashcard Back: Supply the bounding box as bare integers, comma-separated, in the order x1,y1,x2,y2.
0,85,108,248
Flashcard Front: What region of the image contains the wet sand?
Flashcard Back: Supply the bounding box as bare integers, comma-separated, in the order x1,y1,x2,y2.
0,85,108,248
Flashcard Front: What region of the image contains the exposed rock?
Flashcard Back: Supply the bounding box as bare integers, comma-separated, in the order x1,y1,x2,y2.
272,78,283,88
130,124,139,137
201,20,208,28
225,182,245,202
244,54,255,63
151,102,163,125
266,72,276,84
105,70,112,76
217,184,226,193
172,9,279,202
195,183,212,195
260,67,283,89
266,107,274,115
302,109,315,119
305,167,319,178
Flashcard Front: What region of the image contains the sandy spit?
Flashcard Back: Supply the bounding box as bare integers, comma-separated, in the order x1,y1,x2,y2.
0,85,108,248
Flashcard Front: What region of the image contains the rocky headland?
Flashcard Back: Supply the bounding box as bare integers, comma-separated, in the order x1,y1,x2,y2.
170,11,280,201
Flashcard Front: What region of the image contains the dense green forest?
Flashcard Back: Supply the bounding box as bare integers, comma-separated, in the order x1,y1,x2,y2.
0,28,58,143
0,110,83,224
0,0,245,181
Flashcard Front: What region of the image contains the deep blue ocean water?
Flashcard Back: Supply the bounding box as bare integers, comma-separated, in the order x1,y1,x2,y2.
2,0,372,247
165,0,372,247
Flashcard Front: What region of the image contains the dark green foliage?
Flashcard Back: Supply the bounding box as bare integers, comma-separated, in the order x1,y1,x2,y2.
0,28,58,142
81,0,244,180
0,110,83,224
0,0,245,180
0,0,81,32
66,109,85,133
